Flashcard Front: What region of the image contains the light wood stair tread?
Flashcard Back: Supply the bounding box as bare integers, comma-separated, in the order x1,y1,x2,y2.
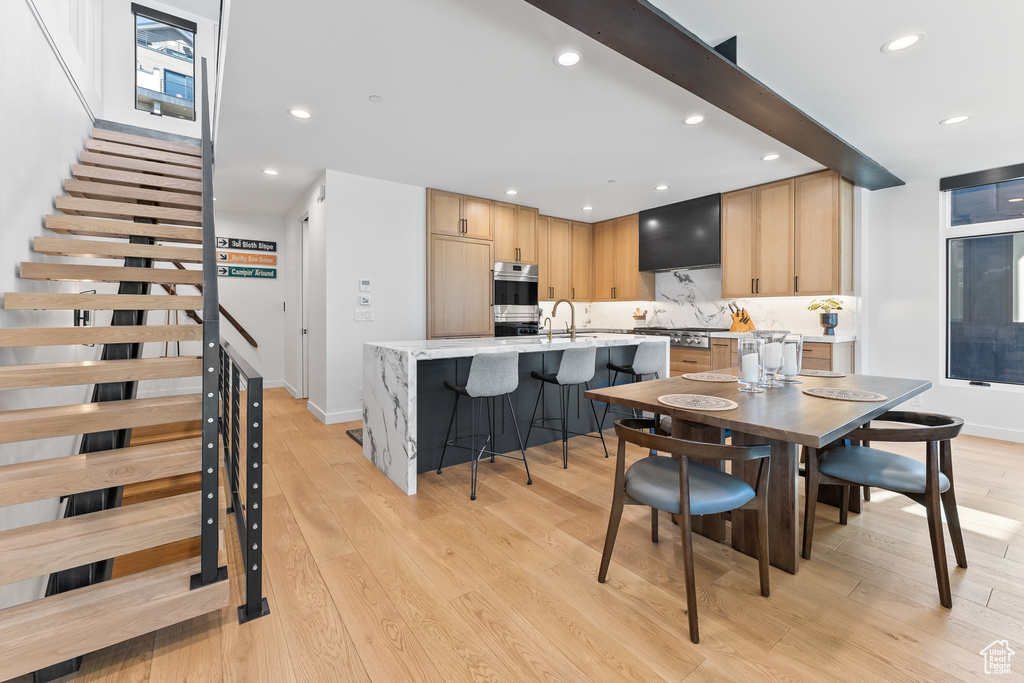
91,127,202,158
65,179,202,209
0,325,202,348
0,394,202,444
0,438,201,508
56,196,202,226
33,236,202,262
4,292,204,311
130,419,203,446
85,139,203,169
0,557,228,681
0,492,203,586
20,261,203,286
122,472,201,506
0,356,202,389
80,151,203,181
45,214,203,243
72,164,202,195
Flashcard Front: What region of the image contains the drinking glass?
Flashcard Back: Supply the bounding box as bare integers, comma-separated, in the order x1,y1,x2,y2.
779,333,803,383
754,329,788,388
736,336,765,393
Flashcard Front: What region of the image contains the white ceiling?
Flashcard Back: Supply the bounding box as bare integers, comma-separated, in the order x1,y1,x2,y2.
210,0,1023,221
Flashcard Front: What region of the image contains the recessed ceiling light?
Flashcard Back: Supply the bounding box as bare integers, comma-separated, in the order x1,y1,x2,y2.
761,153,780,161
940,115,970,125
213,197,217,201
655,185,669,191
582,206,593,211
261,169,279,176
505,189,518,195
368,95,384,104
881,33,924,53
1009,198,1024,203
684,115,704,125
289,108,311,119
607,180,616,184
555,51,581,67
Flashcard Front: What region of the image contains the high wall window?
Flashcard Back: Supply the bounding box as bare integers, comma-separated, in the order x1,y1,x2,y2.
945,167,1024,386
133,4,196,121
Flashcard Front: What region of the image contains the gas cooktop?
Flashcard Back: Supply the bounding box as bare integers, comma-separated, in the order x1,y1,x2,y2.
633,326,728,348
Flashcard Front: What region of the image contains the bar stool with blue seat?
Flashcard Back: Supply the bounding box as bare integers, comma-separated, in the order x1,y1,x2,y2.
600,341,664,425
525,345,608,468
436,351,531,500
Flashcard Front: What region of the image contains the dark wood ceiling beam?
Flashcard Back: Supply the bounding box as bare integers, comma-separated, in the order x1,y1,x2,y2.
522,0,903,190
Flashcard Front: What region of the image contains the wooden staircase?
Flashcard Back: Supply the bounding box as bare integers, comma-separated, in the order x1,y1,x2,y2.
0,125,229,681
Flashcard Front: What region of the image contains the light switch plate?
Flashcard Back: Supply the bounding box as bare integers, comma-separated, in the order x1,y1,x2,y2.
359,279,371,292
359,295,371,306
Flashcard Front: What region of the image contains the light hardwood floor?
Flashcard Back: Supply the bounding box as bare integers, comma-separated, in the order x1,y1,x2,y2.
11,388,1023,682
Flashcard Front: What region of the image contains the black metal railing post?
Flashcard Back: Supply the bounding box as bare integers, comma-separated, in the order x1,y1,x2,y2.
192,56,226,590
220,341,270,622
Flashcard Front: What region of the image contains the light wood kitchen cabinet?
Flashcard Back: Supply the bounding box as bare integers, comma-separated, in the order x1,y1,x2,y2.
722,171,853,299
571,221,592,301
592,214,655,301
794,171,854,296
427,188,493,240
544,217,572,300
537,215,550,297
670,347,711,375
722,180,795,298
802,341,855,373
494,203,538,263
427,235,494,338
711,338,732,371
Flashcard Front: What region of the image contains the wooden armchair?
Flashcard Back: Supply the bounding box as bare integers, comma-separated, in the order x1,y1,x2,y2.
599,418,771,644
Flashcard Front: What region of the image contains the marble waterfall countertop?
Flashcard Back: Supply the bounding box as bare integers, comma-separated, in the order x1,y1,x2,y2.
362,333,668,494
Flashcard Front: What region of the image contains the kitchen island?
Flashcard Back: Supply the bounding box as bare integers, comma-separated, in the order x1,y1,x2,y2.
362,334,668,494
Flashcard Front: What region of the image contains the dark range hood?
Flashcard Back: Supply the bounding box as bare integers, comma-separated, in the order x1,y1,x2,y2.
638,193,721,272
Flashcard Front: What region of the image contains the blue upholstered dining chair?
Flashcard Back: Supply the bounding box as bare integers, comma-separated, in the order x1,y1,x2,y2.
599,418,771,644
802,410,967,608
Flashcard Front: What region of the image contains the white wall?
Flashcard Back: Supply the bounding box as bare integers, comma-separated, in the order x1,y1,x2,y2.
281,175,328,408
0,0,99,610
865,149,1024,443
100,0,217,137
284,172,426,424
212,211,286,385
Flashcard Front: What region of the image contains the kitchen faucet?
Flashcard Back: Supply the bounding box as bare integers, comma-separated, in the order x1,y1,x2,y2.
552,298,576,340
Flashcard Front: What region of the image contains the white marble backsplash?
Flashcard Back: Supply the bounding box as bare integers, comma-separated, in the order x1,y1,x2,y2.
540,267,858,337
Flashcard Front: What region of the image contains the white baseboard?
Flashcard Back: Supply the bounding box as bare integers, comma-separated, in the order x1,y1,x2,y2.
306,400,327,423
323,409,362,425
961,423,1024,444
284,381,301,399
305,400,360,425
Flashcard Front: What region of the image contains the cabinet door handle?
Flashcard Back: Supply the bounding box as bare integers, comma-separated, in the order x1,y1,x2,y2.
683,359,697,364
756,279,760,294
751,279,755,294
572,287,575,299
794,275,799,293
490,271,494,306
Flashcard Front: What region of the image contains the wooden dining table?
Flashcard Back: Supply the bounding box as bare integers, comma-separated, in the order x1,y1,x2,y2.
585,370,930,574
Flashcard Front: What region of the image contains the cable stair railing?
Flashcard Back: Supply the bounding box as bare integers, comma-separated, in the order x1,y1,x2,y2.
0,58,266,682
